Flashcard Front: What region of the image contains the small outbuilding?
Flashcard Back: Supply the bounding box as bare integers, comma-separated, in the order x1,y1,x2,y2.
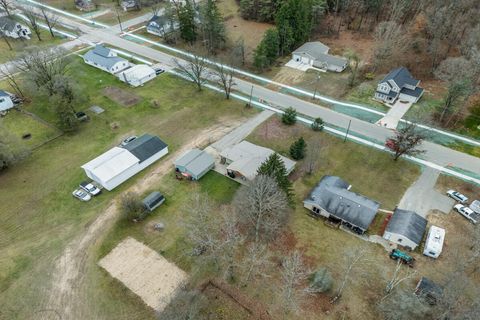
415,277,443,305
118,65,156,87
383,208,427,250
292,41,348,72
142,191,165,212
174,148,214,180
82,134,168,190
303,176,380,235
0,90,14,112
83,45,130,75
423,226,445,259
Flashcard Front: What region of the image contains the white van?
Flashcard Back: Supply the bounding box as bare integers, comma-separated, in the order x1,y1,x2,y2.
423,226,445,259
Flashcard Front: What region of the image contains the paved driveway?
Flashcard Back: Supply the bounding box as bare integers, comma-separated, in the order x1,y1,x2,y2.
376,100,413,129
398,167,455,217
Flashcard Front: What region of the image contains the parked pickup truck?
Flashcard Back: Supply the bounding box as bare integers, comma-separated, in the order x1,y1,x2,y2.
454,204,478,224
79,181,101,196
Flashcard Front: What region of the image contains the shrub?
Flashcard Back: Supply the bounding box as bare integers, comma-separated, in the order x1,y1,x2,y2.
311,117,324,131
289,137,306,160
120,192,146,221
282,107,297,125
364,72,375,80
307,267,333,293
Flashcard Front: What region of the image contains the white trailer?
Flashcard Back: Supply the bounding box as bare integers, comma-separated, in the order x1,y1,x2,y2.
423,226,445,259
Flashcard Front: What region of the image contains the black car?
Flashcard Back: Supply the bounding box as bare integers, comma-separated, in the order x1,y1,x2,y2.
154,68,165,75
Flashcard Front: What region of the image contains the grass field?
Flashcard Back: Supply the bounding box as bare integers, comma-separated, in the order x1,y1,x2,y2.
0,57,256,319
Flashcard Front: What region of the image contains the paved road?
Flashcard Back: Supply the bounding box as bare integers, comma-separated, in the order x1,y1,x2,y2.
398,167,455,217
15,1,480,179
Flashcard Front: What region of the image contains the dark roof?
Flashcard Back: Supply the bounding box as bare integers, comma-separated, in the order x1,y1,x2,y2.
0,90,9,97
376,89,398,98
415,277,443,297
83,45,127,69
92,45,112,57
148,15,168,27
122,134,168,162
304,176,380,231
400,86,424,98
142,191,164,206
386,209,427,245
381,67,419,88
0,16,17,32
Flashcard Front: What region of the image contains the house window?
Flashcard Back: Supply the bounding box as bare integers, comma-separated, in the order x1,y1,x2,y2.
0,98,4,103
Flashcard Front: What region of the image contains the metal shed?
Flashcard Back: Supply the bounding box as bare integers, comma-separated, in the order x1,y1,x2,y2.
142,191,165,212
174,149,214,180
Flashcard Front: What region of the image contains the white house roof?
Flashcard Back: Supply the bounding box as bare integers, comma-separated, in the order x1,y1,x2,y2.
81,147,139,182
221,141,296,180
293,42,330,58
120,65,155,80
83,45,127,70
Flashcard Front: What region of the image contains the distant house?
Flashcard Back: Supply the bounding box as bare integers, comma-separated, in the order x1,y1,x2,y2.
375,67,424,104
0,17,31,40
117,65,156,87
83,45,130,74
292,42,348,72
75,0,95,11
174,148,215,180
0,90,14,112
220,141,296,181
415,277,443,305
146,15,176,37
383,208,427,250
82,134,168,190
303,176,380,235
121,0,139,11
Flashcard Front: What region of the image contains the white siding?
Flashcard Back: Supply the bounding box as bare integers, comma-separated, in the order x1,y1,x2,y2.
399,93,417,103
383,231,418,250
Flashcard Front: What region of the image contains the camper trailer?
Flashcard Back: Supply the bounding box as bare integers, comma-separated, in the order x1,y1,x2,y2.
423,226,445,259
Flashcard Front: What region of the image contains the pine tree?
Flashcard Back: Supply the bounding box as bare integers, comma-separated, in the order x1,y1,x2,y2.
282,107,297,125
178,0,197,44
253,42,269,71
257,153,294,205
263,28,280,63
200,0,225,54
290,137,306,160
275,0,313,55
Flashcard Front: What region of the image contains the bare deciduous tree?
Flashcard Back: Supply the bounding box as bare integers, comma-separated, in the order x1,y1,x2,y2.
173,53,208,91
234,175,289,244
0,65,24,97
240,243,273,285
40,8,59,38
280,250,310,314
382,260,417,301
0,0,12,17
0,30,12,51
211,62,235,99
373,21,408,70
378,288,432,320
331,247,368,303
387,122,425,161
23,6,43,41
304,138,321,175
158,288,206,320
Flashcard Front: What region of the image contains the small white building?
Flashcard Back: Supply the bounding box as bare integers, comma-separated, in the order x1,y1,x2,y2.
383,208,427,250
83,45,130,75
0,90,14,112
81,134,168,190
423,226,445,259
0,16,31,40
292,42,348,72
118,65,156,87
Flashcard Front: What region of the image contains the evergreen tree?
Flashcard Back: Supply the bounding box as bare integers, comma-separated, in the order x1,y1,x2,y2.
200,0,225,54
178,0,197,44
275,0,313,55
289,137,306,160
311,117,324,131
282,107,297,125
239,0,283,23
257,153,294,205
253,28,279,70
253,42,269,71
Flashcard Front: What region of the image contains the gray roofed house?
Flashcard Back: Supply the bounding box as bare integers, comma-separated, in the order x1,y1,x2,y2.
383,208,427,250
83,45,130,74
121,134,168,163
174,149,215,180
292,41,348,72
75,0,96,11
375,67,424,104
303,176,380,234
121,0,139,11
0,16,31,40
146,15,177,37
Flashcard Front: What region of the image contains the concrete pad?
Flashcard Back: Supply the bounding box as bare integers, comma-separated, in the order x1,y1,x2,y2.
376,100,413,129
285,59,311,71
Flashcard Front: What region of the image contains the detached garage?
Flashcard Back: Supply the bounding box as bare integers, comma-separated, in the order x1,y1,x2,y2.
383,208,427,250
174,148,214,180
118,65,157,87
82,134,168,190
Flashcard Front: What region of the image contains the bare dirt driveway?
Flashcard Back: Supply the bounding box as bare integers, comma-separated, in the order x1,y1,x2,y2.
40,119,245,320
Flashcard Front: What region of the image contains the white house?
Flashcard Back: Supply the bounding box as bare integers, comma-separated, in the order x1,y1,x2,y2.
117,65,156,87
375,67,424,104
423,226,445,259
81,134,168,190
146,14,178,37
383,209,427,250
83,45,130,75
0,17,31,40
0,90,14,112
121,0,139,11
292,42,348,72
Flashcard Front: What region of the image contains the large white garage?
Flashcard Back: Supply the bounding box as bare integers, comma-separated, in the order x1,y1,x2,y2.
82,134,168,190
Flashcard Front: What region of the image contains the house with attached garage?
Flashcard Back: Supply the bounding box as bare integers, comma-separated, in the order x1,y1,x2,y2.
375,67,424,104
81,134,168,190
292,41,348,72
174,148,215,180
0,17,31,40
383,208,427,250
303,176,380,235
83,45,130,74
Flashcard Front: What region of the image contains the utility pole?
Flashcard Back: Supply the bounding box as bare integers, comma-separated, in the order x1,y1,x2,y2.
344,120,351,142
115,8,123,32
248,85,254,107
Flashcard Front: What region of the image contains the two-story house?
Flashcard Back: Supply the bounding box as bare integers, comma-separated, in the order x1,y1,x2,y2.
374,67,424,104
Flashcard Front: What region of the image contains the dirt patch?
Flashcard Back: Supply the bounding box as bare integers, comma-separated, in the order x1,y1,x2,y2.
103,86,141,107
98,237,188,312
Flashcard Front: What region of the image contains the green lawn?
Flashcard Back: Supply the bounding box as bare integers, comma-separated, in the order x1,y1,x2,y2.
0,57,255,319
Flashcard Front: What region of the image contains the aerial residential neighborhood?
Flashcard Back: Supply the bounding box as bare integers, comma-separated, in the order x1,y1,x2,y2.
0,1,479,320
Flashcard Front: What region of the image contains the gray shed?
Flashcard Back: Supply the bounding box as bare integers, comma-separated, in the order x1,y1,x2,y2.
383,209,427,250
142,191,165,212
174,149,214,180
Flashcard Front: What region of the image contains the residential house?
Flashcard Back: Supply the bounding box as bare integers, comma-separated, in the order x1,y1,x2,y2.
121,0,140,11
146,15,177,37
220,141,296,181
174,148,215,180
0,90,14,112
0,17,31,40
75,0,95,11
374,67,424,104
117,64,156,87
82,134,168,190
303,176,380,234
383,208,427,250
292,41,348,72
83,45,130,74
